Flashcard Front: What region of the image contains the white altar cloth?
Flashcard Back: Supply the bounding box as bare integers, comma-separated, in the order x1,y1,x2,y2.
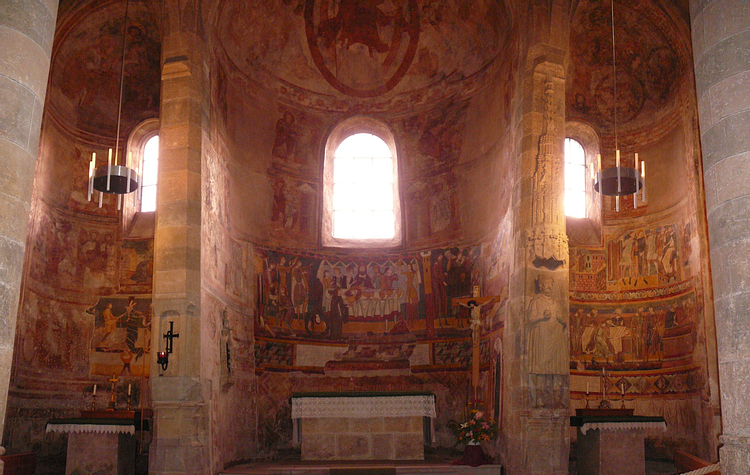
291,394,436,419
46,421,135,435
579,420,667,435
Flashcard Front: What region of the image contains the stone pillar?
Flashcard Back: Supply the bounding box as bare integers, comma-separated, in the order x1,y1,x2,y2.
148,1,207,474
691,1,750,472
502,66,570,475
0,0,58,453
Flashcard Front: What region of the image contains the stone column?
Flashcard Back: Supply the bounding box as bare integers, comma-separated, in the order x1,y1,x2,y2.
0,0,58,454
691,1,750,472
503,65,570,475
148,2,207,473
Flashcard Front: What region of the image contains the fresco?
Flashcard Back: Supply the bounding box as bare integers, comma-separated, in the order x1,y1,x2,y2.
570,290,698,371
18,292,90,373
605,223,688,290
568,221,692,294
50,4,161,136
304,0,420,97
396,99,469,174
119,239,154,293
269,108,324,177
30,209,119,293
268,174,319,244
253,245,508,376
254,246,499,341
88,296,152,377
567,0,685,133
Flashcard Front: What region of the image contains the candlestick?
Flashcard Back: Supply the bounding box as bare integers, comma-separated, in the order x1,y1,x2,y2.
128,383,131,395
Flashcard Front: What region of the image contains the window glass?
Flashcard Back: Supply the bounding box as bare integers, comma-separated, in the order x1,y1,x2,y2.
331,133,395,240
140,135,158,212
565,138,587,218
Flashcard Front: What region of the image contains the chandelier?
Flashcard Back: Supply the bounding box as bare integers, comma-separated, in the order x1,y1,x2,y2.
591,0,646,212
86,0,139,209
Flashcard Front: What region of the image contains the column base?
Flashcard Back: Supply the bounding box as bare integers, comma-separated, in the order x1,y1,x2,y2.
719,435,750,475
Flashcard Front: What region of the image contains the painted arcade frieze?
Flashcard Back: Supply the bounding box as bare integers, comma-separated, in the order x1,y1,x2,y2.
571,221,693,293
253,245,507,373
570,291,698,371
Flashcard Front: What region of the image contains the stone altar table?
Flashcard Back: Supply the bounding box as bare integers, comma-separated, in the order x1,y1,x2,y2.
571,412,667,475
46,413,141,475
291,392,436,461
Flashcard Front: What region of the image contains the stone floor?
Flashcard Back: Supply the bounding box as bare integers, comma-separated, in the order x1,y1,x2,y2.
221,450,680,475
568,459,679,475
221,448,502,475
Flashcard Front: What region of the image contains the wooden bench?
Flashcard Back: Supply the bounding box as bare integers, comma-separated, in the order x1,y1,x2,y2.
674,449,720,475
0,453,36,475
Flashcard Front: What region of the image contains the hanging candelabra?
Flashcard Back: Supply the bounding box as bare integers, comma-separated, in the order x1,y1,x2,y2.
591,0,646,212
87,0,140,210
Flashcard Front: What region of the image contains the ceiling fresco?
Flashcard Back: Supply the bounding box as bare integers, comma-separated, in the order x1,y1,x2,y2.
47,1,161,139
567,0,689,136
215,0,512,107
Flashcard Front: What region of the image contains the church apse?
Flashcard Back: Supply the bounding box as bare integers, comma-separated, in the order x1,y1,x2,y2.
568,208,715,459
251,237,510,451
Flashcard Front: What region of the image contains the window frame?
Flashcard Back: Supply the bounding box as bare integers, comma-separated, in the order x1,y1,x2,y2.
126,118,160,214
322,117,402,248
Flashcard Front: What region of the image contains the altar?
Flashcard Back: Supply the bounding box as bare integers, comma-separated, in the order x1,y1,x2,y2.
571,410,667,475
46,411,150,475
291,392,436,461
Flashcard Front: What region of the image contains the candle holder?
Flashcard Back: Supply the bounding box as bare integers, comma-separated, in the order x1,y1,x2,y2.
107,374,119,411
585,392,590,409
90,394,97,410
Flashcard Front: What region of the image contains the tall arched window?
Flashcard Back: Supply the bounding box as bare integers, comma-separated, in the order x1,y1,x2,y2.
323,118,401,248
140,135,159,212
565,138,587,218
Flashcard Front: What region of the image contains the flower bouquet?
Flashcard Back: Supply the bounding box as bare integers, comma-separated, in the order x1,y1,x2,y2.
453,409,499,445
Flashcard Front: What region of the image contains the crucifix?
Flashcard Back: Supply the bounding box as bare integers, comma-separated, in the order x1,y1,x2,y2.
453,286,500,401
107,373,119,410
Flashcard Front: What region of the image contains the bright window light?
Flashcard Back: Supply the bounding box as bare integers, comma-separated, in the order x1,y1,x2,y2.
565,138,587,218
332,133,395,240
140,135,158,212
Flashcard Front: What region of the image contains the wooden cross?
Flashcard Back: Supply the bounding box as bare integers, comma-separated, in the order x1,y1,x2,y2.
453,287,500,401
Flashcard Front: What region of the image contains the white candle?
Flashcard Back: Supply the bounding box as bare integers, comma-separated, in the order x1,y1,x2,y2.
586,382,589,395
616,149,620,167
107,148,112,191
597,153,602,171
93,384,97,396
128,384,131,395
621,383,625,396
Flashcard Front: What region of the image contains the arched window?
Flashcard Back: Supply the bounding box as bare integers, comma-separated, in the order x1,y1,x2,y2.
140,135,159,212
564,138,587,218
323,118,401,248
